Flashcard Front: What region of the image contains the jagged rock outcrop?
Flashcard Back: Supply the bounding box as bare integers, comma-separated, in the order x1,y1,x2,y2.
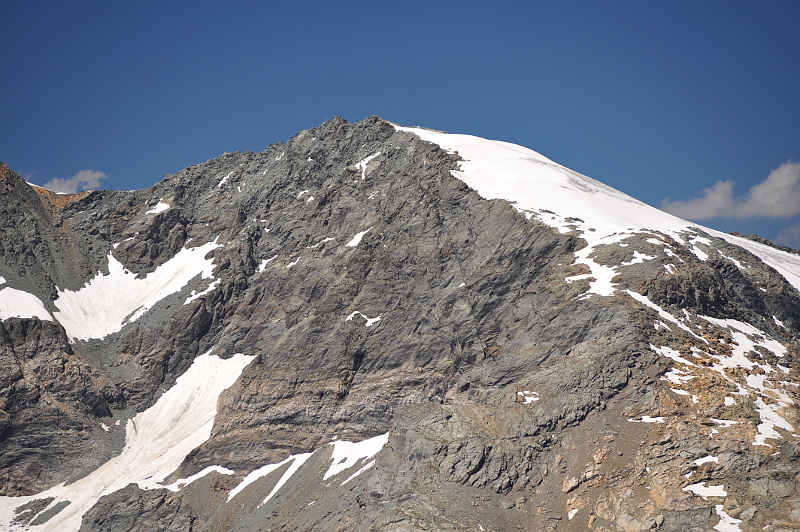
0,117,799,531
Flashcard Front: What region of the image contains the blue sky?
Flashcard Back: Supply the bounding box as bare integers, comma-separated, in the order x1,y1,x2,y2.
3,1,799,246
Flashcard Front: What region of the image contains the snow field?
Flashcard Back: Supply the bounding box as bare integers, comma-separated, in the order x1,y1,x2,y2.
0,351,254,532
53,240,221,341
0,287,53,321
394,124,800,304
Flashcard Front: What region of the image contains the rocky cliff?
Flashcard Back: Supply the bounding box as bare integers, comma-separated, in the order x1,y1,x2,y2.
0,116,799,531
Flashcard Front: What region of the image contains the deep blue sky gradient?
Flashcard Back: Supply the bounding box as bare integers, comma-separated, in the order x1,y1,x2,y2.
3,1,799,244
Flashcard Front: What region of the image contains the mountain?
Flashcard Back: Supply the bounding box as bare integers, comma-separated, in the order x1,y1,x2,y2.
0,116,799,531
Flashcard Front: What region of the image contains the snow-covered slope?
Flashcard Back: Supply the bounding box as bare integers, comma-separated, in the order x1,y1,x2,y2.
53,240,221,341
395,125,800,294
0,351,254,532
0,287,53,322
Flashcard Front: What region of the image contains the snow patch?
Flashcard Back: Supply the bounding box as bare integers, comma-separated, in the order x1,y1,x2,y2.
753,396,794,447
627,416,665,423
324,433,389,480
651,345,696,367
354,151,381,180
258,254,278,272
698,315,787,360
145,201,170,214
227,454,298,502
346,311,382,327
261,453,313,505
53,240,221,341
627,291,706,342
694,456,719,466
682,482,727,499
185,279,221,305
341,460,375,485
689,246,708,261
563,233,629,297
718,252,744,269
307,237,335,249
345,227,372,247
621,250,656,266
0,351,253,532
227,432,389,504
0,287,53,322
113,235,136,249
517,390,539,404
714,505,742,532
161,465,235,492
218,171,234,187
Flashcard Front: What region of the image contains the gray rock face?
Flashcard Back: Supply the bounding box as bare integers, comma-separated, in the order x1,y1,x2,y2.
0,117,799,530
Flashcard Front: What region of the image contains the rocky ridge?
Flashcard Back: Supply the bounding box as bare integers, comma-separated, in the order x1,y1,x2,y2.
0,117,798,530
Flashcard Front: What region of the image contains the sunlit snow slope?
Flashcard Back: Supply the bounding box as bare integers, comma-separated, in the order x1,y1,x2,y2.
0,351,254,532
396,123,800,463
53,240,221,341
394,125,800,294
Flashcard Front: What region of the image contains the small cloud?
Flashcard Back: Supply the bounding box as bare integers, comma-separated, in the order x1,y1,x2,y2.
42,169,108,193
661,161,800,220
660,180,737,219
774,221,800,250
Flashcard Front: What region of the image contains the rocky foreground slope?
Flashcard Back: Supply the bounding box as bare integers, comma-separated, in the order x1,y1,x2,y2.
1,116,799,531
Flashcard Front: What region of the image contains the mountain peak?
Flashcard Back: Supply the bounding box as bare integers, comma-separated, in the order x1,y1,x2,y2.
0,118,798,531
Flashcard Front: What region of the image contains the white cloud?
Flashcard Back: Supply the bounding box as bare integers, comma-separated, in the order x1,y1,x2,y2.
775,221,800,249
42,169,107,193
660,180,737,219
661,161,800,220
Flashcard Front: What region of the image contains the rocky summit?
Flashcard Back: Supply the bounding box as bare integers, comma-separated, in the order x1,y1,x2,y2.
1,116,799,531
